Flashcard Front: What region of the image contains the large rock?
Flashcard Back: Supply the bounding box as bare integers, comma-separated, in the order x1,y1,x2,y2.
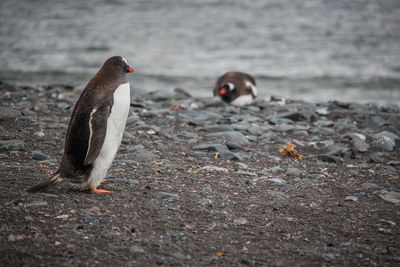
372,131,399,151
208,131,249,145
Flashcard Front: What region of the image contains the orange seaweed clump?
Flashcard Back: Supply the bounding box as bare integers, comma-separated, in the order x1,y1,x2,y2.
279,142,303,160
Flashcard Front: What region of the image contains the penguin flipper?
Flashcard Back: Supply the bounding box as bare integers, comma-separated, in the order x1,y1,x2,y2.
27,173,64,193
83,105,109,166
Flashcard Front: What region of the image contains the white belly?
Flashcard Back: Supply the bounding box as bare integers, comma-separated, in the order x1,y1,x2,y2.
87,82,130,188
231,94,254,106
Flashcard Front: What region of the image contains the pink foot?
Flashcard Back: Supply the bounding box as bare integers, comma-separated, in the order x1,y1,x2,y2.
90,188,111,194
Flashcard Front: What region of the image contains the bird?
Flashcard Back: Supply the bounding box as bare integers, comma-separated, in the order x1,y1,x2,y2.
213,71,257,106
27,56,134,194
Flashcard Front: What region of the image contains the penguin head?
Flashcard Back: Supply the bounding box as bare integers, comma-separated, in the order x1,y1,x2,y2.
104,56,134,74
218,82,236,102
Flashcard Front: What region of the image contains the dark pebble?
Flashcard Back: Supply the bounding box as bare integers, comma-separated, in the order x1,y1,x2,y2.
32,151,50,161
317,154,343,164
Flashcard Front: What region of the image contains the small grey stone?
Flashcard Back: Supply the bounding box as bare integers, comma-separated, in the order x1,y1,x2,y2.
208,131,249,145
247,125,264,136
273,110,317,122
269,117,295,125
171,250,191,260
179,131,197,139
348,170,360,176
199,198,212,206
25,201,48,208
314,120,334,127
281,183,296,191
344,196,358,201
24,216,34,222
315,107,329,115
341,133,366,141
286,168,301,176
377,190,400,204
126,114,139,125
233,217,248,225
84,215,99,224
309,139,335,148
135,150,160,162
196,166,228,173
234,171,257,176
259,166,285,174
377,219,396,227
130,245,145,253
107,178,139,185
0,140,25,152
156,192,180,200
306,173,326,180
219,151,243,161
193,144,229,153
310,128,336,136
335,122,357,130
202,186,213,193
268,190,283,196
352,139,369,152
266,178,287,185
294,130,308,136
226,142,243,150
0,106,21,119
388,160,400,166
360,182,381,190
370,153,385,163
32,151,50,161
235,162,248,169
218,116,238,124
171,232,185,241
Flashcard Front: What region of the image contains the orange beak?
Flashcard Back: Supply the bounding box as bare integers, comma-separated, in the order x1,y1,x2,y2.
220,88,227,95
128,67,134,73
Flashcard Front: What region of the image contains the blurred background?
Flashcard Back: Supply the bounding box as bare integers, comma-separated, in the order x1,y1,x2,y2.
0,0,399,104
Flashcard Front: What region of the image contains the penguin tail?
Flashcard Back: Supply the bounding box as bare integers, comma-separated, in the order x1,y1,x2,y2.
27,173,64,193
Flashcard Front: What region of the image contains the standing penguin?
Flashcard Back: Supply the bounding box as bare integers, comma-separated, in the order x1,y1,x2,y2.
213,71,257,106
28,56,134,194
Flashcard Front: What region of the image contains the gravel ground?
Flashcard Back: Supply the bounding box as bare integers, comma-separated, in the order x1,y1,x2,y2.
0,81,399,266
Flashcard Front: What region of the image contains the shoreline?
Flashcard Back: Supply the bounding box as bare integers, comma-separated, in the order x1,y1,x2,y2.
1,81,399,266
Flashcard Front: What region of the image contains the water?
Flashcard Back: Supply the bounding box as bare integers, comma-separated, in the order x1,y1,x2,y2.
1,0,399,104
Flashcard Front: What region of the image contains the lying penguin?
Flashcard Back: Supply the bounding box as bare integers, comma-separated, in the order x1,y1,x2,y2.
213,71,257,106
28,56,134,194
